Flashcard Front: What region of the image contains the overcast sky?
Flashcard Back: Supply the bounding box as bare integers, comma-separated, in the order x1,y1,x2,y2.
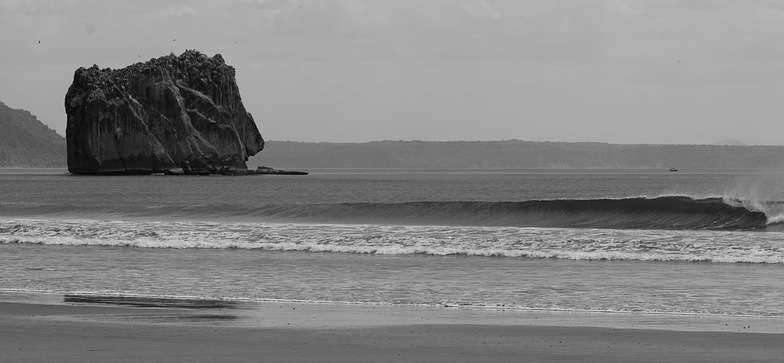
1,0,783,144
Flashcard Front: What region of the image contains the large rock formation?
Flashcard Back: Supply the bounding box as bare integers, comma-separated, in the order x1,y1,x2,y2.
65,50,264,175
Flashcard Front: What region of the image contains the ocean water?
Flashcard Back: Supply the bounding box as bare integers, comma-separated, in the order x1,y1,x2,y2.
1,168,784,320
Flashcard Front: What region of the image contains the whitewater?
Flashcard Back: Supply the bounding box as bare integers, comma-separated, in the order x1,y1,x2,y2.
2,169,784,318
3,218,784,264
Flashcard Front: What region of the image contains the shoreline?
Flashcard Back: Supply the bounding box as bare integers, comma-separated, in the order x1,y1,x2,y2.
4,291,784,333
2,293,784,362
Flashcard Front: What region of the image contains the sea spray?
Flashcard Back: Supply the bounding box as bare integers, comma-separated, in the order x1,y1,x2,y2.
719,173,784,225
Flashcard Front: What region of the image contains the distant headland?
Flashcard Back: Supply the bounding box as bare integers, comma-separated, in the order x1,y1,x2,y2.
0,101,65,168
249,140,784,170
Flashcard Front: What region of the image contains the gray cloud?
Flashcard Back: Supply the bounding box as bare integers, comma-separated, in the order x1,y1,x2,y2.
1,0,783,145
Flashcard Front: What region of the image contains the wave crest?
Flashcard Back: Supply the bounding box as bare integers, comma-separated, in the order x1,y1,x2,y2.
273,196,773,231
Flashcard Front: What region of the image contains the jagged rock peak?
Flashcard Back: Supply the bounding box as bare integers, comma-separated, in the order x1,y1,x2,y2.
65,50,264,175
73,50,232,88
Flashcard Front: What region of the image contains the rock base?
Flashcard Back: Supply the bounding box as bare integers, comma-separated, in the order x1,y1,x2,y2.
161,166,307,176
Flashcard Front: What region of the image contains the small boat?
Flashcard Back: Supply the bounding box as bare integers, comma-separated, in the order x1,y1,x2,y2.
669,168,678,172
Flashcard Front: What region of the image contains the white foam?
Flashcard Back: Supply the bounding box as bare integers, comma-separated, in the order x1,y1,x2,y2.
3,218,784,264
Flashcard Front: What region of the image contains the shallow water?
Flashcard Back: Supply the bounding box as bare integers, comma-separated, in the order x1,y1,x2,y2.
2,169,784,319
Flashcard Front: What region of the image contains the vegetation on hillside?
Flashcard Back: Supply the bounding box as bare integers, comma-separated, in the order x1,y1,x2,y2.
0,101,66,167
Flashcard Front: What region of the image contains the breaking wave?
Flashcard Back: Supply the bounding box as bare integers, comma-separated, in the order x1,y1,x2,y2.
288,196,779,231
7,195,781,231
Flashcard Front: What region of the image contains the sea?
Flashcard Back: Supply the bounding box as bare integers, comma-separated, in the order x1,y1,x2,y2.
2,168,784,328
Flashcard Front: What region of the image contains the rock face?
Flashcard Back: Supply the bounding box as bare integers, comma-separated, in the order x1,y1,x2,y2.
65,50,264,175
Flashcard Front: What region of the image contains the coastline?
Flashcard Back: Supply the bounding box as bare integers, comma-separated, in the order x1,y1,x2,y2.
2,293,784,362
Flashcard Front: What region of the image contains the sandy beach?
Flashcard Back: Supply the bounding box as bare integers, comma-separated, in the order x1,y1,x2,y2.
1,295,783,362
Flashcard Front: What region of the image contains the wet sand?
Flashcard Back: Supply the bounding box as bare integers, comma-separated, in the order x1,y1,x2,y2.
1,298,783,362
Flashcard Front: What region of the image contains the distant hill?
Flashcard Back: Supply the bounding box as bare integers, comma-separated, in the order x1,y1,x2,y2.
713,139,747,146
0,101,66,167
249,140,784,170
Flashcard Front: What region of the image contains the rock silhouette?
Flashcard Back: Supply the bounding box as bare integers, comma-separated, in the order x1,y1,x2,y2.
65,50,264,175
